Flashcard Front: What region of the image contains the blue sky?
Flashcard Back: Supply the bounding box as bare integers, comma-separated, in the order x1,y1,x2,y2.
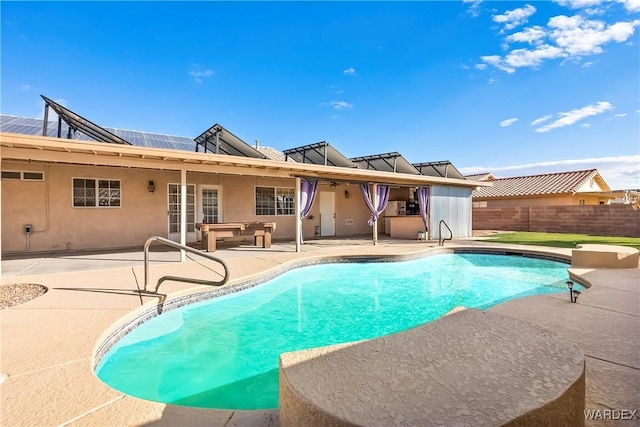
1,1,639,189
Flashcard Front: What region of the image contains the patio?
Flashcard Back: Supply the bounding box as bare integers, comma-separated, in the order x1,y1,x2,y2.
1,238,638,426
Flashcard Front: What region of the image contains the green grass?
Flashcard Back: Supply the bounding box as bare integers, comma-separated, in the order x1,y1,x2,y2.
480,232,640,251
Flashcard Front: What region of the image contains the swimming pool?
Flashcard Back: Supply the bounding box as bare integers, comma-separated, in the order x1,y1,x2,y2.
95,252,583,410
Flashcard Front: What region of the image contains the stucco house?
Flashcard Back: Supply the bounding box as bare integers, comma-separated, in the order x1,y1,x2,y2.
1,97,486,255
467,169,616,208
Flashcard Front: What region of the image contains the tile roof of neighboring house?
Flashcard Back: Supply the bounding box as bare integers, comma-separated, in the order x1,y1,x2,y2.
472,169,611,198
256,146,296,162
465,172,494,181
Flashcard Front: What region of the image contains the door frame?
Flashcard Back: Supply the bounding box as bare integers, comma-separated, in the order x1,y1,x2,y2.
167,183,197,242
319,191,336,236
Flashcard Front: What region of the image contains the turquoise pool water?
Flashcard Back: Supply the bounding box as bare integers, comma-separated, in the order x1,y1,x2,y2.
96,253,581,410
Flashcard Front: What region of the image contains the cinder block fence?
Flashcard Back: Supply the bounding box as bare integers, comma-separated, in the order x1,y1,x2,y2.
472,205,640,237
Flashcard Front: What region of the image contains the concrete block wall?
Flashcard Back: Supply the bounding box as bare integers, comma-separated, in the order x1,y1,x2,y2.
472,207,530,232
473,204,640,237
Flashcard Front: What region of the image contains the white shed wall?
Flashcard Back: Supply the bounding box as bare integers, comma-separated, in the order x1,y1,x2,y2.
429,185,472,239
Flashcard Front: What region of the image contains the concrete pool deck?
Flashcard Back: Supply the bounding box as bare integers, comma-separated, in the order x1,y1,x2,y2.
1,238,638,426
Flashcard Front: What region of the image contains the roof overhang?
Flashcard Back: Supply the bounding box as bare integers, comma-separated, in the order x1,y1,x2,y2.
0,133,491,188
574,191,622,198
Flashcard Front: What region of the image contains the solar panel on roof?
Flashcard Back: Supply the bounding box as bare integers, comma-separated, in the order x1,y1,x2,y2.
282,141,356,168
0,114,198,152
412,161,466,179
350,152,419,174
41,95,132,145
194,124,266,159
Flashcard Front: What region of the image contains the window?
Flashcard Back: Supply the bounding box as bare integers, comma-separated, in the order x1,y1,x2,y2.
23,171,44,181
579,199,586,205
276,188,295,215
255,186,295,216
1,170,44,181
73,178,121,207
1,171,21,180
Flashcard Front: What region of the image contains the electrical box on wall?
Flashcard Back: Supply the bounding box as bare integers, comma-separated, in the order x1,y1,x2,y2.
24,224,33,235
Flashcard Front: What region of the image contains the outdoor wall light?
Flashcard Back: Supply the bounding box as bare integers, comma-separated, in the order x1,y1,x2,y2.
344,190,350,198
330,182,337,189
148,180,156,193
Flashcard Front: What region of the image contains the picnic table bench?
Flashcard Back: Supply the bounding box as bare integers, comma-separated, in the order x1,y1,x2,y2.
195,222,276,252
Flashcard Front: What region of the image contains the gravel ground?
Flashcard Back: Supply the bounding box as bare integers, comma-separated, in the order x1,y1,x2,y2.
0,284,47,309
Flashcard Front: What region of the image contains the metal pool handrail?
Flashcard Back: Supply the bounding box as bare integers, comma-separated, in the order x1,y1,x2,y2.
143,236,229,293
439,220,453,246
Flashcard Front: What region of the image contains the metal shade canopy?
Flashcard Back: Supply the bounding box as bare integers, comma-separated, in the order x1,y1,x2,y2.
40,95,131,145
283,141,356,168
413,161,466,180
351,152,420,174
194,124,266,158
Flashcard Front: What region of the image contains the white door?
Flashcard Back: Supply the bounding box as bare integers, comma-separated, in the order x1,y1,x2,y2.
319,191,336,236
168,183,196,242
197,185,221,240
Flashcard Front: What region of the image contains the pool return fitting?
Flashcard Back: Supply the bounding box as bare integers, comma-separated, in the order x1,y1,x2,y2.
143,236,229,293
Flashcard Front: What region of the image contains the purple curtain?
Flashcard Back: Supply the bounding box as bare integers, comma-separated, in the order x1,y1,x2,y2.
299,180,318,244
360,184,390,226
417,186,430,231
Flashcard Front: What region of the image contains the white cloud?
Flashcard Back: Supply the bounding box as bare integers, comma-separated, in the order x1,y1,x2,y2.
480,55,516,73
530,114,553,125
189,66,214,84
535,101,613,132
464,0,483,17
500,118,518,127
554,0,604,8
474,63,487,70
343,67,357,76
613,113,628,118
548,15,640,57
580,123,592,127
481,44,565,72
618,0,640,12
503,44,565,68
555,0,640,13
492,5,537,31
505,26,547,44
460,154,640,190
20,84,31,91
330,101,353,110
480,4,640,73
